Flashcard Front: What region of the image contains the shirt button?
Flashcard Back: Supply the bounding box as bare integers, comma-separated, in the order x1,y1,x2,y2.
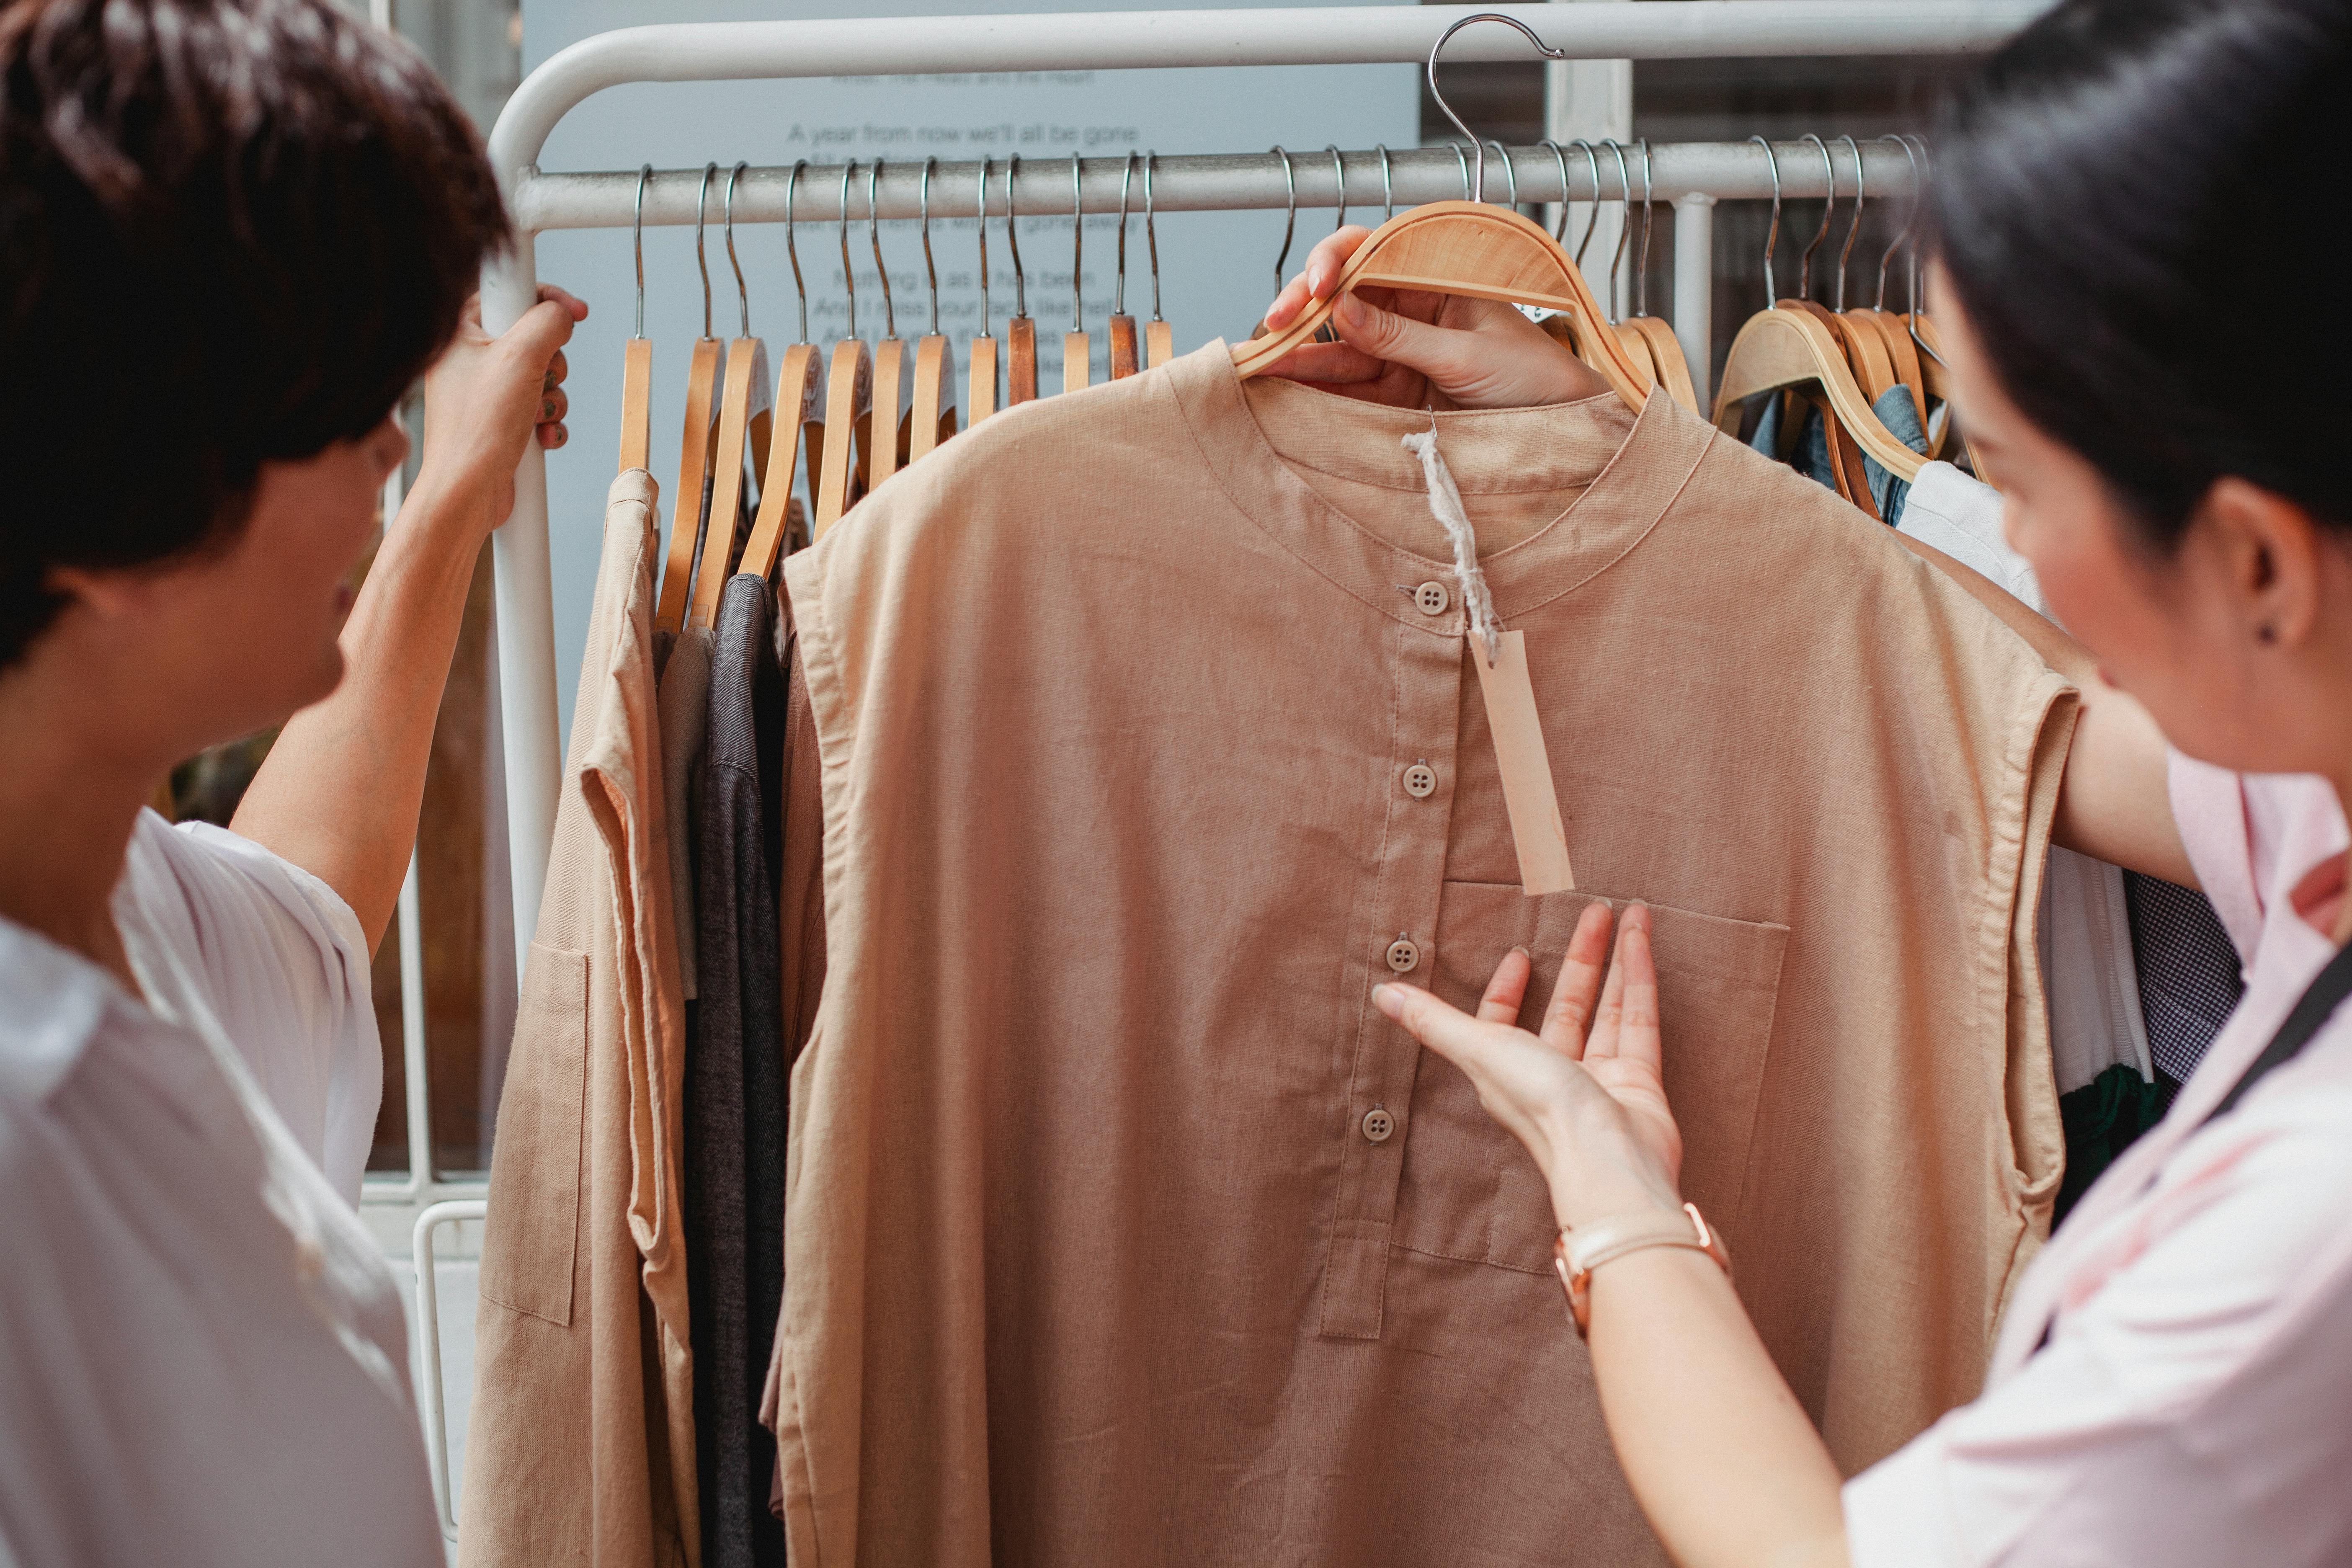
1402,762,1437,799
1385,936,1421,974
1362,1107,1396,1143
1414,580,1452,616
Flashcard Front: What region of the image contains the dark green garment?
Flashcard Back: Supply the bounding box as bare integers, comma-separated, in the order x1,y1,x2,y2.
2053,1062,2170,1225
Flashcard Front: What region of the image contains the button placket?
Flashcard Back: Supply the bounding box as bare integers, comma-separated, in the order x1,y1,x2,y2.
1320,618,1462,1341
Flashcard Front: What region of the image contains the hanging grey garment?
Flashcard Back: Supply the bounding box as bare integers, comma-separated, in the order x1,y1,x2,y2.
658,627,715,1000
687,572,790,1568
2127,871,2247,1090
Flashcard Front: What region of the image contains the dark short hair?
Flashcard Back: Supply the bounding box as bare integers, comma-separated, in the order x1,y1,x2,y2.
0,0,508,668
1931,0,2349,550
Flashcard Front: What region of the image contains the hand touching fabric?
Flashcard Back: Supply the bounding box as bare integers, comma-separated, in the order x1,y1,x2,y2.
1258,224,1608,411
1374,901,1684,1231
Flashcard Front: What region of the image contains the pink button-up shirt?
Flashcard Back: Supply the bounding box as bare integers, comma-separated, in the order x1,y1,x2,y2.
1845,754,2352,1564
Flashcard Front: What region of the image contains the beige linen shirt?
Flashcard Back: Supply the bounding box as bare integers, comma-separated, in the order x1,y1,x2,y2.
462,469,699,1568
769,349,2073,1565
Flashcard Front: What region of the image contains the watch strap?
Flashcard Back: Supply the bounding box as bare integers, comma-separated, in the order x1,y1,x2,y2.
1553,1202,1731,1337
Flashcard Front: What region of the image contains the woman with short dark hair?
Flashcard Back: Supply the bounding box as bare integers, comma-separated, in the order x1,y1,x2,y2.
0,0,577,1560
1267,0,2352,1561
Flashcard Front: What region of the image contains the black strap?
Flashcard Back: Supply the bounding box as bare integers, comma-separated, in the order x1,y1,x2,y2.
2197,937,2352,1130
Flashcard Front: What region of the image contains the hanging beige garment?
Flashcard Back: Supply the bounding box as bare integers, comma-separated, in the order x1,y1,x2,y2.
767,347,2071,1566
462,468,699,1568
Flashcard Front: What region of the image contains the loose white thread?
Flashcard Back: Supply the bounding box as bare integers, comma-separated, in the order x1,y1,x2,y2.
1401,420,1503,665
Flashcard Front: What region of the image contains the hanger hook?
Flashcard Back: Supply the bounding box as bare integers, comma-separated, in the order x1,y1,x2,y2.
976,157,992,339
1749,135,1782,307
1599,138,1631,324
694,161,716,340
1875,134,1925,312
1798,132,1834,300
838,159,859,341
725,160,750,338
1568,139,1603,266
1143,151,1163,324
1375,143,1394,222
1006,153,1027,319
1114,152,1136,317
1426,13,1565,204
920,157,941,338
1485,141,1518,207
1070,153,1085,332
631,163,650,340
867,158,896,340
1540,140,1569,241
1326,144,1347,233
1635,138,1655,318
1452,141,1471,200
1269,146,1298,294
1834,135,1865,312
785,160,810,343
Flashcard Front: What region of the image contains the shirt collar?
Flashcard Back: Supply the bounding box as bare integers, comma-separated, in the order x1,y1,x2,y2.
0,915,119,1102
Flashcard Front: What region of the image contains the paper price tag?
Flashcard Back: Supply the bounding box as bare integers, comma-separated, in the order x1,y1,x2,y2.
1469,630,1576,896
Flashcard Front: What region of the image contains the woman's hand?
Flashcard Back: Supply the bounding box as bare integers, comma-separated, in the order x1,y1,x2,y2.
416,284,587,538
1374,901,1684,1230
1258,224,1608,410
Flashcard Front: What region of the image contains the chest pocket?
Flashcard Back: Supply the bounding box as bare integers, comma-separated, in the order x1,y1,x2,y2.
1391,882,1788,1275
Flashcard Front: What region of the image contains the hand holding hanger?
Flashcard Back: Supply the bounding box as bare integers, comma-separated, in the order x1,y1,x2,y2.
1258,224,1607,411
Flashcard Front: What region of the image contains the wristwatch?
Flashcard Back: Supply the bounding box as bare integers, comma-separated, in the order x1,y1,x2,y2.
1553,1202,1732,1338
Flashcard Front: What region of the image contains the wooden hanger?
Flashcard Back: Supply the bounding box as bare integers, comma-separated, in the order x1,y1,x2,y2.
686,164,773,630
1005,154,1038,405
1142,152,1174,368
1620,140,1699,412
861,159,911,493
655,164,727,636
619,165,654,474
814,161,876,537
969,158,1001,425
1106,152,1142,378
1061,155,1092,393
737,340,824,582
907,156,960,460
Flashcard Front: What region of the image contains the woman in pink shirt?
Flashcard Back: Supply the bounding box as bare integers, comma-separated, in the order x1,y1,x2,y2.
1267,0,2352,1561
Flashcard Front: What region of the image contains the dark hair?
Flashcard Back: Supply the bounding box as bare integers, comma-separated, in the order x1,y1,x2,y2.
0,0,508,668
1932,0,2349,549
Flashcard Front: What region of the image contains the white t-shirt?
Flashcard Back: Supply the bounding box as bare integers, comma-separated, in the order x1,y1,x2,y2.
1845,760,2352,1565
0,812,438,1567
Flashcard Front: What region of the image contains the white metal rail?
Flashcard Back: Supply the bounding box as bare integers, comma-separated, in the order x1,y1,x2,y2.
479,1,2044,965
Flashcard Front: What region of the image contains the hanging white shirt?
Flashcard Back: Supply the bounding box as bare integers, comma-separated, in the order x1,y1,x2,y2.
1844,758,2352,1565
0,812,437,1566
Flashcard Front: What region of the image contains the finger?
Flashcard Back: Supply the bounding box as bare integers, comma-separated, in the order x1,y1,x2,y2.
1537,902,1616,1056
1584,921,1632,1064
1301,225,1376,299
537,421,568,450
1477,947,1533,1025
1331,291,1481,379
1260,271,1319,334
505,296,579,367
539,387,570,425
1604,906,1662,1077
1372,982,1511,1075
544,349,569,391
536,282,590,321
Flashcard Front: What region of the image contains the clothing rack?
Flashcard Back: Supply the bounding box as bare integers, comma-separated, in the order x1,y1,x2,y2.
477,2,2042,967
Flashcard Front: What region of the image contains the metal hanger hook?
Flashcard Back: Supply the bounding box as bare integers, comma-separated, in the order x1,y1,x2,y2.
867,159,896,340
1425,12,1565,204
1006,153,1027,320
1797,132,1834,300
1375,143,1394,222
1749,136,1782,307
1833,135,1865,312
920,156,941,338
785,159,810,343
1485,141,1519,207
1451,141,1471,200
694,160,716,340
1070,154,1085,331
1634,138,1655,318
1568,139,1603,266
1599,138,1632,323
1142,151,1163,323
837,159,859,341
1540,140,1570,241
725,160,750,338
631,163,650,340
1115,151,1136,317
976,156,992,336
1269,146,1298,295
1326,144,1347,232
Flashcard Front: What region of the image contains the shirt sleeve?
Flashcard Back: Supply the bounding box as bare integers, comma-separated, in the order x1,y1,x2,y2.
1843,1082,2352,1567
142,815,383,1202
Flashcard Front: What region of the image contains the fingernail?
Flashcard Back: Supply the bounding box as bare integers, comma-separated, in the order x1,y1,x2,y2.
542,370,555,390
1334,293,1364,330
1511,945,1531,959
542,398,557,420
551,426,567,448
1372,983,1400,1016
